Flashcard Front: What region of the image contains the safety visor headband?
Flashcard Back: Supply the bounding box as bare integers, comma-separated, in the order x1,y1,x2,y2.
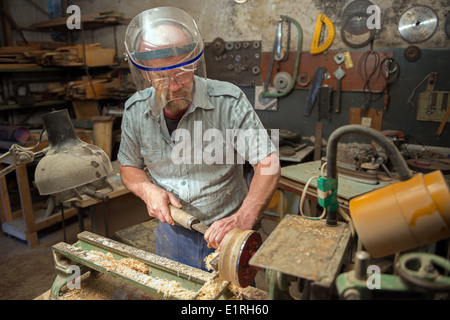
129,42,203,72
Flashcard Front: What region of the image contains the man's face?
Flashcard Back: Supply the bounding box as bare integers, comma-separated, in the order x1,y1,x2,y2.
137,24,197,113
145,65,195,113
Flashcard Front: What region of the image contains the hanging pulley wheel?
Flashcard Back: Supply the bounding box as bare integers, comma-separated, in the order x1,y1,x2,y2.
404,46,421,62
211,37,226,56
273,71,293,93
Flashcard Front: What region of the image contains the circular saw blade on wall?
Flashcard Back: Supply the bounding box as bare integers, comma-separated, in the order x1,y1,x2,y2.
398,6,438,43
342,0,375,35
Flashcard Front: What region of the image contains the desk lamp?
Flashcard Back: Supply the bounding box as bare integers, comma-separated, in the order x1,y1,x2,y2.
34,109,113,198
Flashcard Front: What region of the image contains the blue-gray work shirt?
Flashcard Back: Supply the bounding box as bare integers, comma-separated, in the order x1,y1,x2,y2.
118,77,275,225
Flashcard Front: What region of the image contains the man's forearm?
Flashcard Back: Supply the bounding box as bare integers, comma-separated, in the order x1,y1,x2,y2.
204,153,281,248
119,164,155,200
119,164,180,224
236,152,281,229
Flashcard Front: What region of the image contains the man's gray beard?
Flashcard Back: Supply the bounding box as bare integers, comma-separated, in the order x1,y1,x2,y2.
165,98,191,113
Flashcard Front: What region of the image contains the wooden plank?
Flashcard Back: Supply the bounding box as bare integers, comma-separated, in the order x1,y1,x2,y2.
0,164,13,224
1,0,13,46
1,206,78,242
34,207,78,231
72,100,99,120
314,122,323,160
348,108,383,131
16,164,38,247
84,47,116,66
0,45,41,54
0,63,40,69
416,91,450,123
92,116,114,158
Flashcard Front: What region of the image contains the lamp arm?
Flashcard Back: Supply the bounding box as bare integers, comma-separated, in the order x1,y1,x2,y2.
0,129,47,178
0,144,35,177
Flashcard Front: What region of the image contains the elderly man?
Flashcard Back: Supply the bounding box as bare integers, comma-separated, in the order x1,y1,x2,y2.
118,6,280,270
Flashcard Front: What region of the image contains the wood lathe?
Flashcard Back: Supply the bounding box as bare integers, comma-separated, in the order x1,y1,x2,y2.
49,206,264,300
169,206,262,288
50,230,268,300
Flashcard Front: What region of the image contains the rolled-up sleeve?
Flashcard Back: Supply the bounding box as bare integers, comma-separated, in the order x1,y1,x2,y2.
229,91,277,165
117,105,144,169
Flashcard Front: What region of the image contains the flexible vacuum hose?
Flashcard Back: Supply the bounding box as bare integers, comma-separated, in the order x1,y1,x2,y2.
325,125,413,226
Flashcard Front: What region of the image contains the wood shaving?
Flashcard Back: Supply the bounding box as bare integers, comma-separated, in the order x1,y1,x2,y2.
204,250,220,272
195,276,229,300
84,251,197,300
61,248,264,300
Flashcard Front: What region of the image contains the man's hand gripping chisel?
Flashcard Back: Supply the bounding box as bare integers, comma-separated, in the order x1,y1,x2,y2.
169,205,262,288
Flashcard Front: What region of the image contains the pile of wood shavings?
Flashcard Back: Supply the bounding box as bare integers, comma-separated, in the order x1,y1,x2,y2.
203,250,220,272
89,251,150,273
195,276,228,300
84,251,198,300
64,250,249,300
200,251,247,300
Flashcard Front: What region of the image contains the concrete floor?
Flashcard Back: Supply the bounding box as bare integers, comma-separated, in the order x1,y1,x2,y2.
0,214,291,300
0,216,90,300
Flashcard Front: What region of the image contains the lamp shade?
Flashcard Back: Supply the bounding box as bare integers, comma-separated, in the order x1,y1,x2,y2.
35,109,113,195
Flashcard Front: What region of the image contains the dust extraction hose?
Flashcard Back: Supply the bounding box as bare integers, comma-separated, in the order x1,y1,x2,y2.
325,125,413,226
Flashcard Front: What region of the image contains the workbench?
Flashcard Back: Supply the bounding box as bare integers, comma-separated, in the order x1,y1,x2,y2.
278,160,396,215
0,159,147,246
0,162,78,247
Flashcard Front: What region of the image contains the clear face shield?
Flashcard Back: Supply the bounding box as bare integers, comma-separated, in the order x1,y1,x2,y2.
125,7,207,115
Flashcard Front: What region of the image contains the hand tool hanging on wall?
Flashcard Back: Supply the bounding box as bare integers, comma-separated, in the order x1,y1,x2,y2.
310,13,335,54
275,18,290,72
304,66,327,117
359,50,400,114
318,85,333,120
169,206,262,288
406,72,435,109
436,101,450,137
380,57,399,112
333,67,346,113
263,15,303,99
357,42,383,113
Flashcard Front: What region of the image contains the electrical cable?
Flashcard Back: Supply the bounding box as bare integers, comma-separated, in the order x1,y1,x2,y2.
298,161,357,238
358,43,381,112
299,162,327,220
358,42,400,112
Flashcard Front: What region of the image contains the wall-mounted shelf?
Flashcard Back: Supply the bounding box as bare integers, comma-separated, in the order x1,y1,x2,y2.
0,100,69,111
